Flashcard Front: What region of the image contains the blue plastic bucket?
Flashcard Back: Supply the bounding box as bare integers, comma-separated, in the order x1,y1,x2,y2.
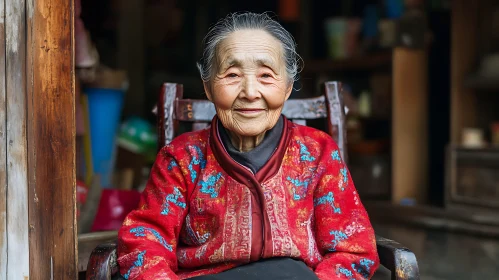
84,87,125,188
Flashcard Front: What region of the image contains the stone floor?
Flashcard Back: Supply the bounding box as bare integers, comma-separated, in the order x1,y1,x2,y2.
372,223,499,280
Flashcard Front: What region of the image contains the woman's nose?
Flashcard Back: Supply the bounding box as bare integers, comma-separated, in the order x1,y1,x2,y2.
240,76,261,101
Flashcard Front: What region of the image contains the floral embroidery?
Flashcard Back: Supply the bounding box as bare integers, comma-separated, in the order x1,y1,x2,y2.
329,230,349,251
314,192,341,214
287,176,310,200
188,145,206,182
123,250,146,279
353,191,360,205
184,214,212,246
337,265,355,280
331,150,341,161
344,221,366,237
130,226,173,251
298,141,316,162
195,244,208,260
161,187,186,215
167,160,178,171
209,246,225,263
198,232,211,243
341,168,348,183
352,258,376,279
340,167,348,190
199,172,222,198
177,250,189,264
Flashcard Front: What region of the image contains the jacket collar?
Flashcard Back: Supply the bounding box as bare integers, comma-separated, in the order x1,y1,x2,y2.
209,114,292,184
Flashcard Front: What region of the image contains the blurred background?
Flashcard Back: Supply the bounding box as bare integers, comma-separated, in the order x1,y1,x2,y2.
74,0,499,279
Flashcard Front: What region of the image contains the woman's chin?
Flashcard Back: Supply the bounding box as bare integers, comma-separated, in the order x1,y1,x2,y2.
235,129,266,138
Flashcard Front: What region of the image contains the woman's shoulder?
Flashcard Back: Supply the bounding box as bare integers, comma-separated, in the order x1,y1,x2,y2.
286,122,344,165
160,127,211,156
288,121,337,147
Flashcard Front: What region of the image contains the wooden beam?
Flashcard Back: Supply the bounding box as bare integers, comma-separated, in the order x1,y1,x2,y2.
0,0,7,277
450,0,479,143
26,0,77,279
5,0,30,277
392,48,428,204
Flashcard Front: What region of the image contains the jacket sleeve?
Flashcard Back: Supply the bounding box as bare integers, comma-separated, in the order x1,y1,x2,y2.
117,147,188,280
313,141,379,280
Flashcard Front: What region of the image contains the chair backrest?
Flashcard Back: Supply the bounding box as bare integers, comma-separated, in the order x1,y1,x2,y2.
155,81,348,162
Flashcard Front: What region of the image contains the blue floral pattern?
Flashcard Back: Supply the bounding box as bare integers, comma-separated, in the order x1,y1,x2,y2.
314,192,341,214
161,187,186,215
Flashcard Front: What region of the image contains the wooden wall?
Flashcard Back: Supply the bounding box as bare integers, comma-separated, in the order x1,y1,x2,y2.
0,0,7,277
0,0,77,279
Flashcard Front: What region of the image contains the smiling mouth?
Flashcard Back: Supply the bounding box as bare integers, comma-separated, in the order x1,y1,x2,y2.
234,108,265,114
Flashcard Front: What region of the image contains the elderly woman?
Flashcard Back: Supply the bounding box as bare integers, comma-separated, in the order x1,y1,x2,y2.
117,12,379,280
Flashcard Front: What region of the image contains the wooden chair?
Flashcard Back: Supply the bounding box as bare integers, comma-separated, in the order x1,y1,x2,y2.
85,82,420,280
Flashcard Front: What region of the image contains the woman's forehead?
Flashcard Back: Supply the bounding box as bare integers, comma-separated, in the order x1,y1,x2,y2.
216,30,284,68
220,56,278,69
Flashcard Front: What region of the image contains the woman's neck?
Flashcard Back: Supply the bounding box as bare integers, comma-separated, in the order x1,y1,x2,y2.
227,130,266,152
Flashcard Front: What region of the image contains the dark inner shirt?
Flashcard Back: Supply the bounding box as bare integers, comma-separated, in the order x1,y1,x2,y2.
218,115,284,174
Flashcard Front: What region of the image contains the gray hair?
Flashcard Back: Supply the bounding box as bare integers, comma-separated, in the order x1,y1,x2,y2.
197,12,301,85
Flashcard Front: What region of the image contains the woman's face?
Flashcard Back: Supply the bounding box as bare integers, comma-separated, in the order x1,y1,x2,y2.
204,29,292,137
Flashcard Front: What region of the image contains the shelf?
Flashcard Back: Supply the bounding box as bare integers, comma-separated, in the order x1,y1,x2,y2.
450,144,499,153
464,74,499,91
302,52,392,74
348,114,391,122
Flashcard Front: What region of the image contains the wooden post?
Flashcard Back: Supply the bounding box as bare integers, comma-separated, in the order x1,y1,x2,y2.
392,49,428,204
392,1,429,204
0,0,7,277
5,0,30,277
0,0,76,278
26,0,77,279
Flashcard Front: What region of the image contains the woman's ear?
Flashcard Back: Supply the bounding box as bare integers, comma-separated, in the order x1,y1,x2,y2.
284,82,293,101
203,82,213,102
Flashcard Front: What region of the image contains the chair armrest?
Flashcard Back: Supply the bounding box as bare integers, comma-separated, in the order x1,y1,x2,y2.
78,231,118,272
376,235,420,280
84,236,418,279
86,240,119,280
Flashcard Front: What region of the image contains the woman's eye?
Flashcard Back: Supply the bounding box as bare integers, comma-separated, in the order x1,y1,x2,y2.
261,73,272,78
227,73,238,78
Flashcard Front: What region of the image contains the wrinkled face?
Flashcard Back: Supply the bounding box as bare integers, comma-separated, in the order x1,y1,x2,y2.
204,29,292,137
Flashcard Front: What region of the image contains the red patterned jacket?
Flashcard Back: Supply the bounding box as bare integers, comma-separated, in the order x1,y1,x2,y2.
118,116,379,279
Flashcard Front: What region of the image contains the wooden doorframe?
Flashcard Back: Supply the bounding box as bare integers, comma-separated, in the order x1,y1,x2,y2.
1,0,77,279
